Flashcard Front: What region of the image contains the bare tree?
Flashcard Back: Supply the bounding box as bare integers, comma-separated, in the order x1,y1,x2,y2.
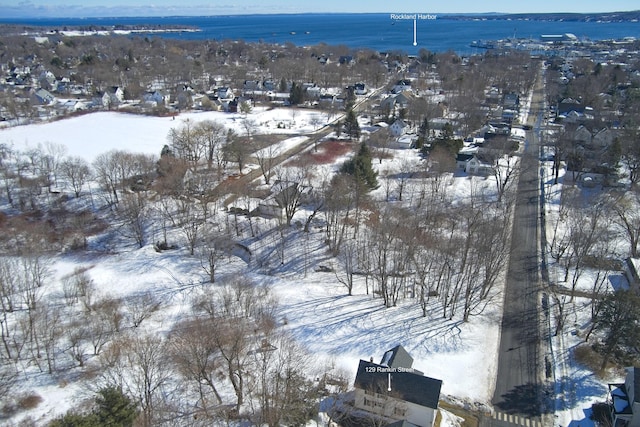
118,191,150,248
198,231,232,283
175,196,208,255
323,174,357,255
610,191,640,257
125,334,173,427
170,317,224,412
250,332,319,427
223,129,252,174
169,118,207,172
191,278,277,410
33,302,62,374
273,167,310,226
60,156,91,198
93,150,121,206
335,239,358,296
0,143,17,206
42,141,68,190
197,120,228,173
255,143,282,185
126,291,162,328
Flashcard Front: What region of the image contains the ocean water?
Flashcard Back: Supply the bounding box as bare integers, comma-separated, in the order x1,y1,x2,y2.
3,14,640,54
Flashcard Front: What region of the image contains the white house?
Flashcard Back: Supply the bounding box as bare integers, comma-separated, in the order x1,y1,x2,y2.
216,87,234,100
465,153,493,176
108,86,125,104
143,90,170,107
610,367,640,427
392,79,412,94
390,119,410,137
625,258,640,293
353,345,442,427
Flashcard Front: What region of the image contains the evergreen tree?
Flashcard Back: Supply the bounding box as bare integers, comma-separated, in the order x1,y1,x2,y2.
160,144,174,158
344,86,356,110
416,117,430,149
340,142,378,190
289,82,306,105
48,387,138,427
343,109,361,141
595,290,640,370
49,413,100,427
95,387,138,427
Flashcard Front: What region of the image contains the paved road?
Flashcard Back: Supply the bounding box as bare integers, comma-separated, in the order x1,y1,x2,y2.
489,68,549,425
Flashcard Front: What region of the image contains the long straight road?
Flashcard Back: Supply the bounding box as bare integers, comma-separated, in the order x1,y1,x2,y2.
490,67,548,424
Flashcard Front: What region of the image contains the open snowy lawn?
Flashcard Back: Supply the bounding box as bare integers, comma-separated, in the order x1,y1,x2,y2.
0,107,329,162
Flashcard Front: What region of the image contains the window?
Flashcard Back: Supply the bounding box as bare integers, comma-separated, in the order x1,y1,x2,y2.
393,407,406,417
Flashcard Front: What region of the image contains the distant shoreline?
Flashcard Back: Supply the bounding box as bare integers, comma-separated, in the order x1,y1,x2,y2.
1,10,640,23
444,10,640,23
0,24,200,37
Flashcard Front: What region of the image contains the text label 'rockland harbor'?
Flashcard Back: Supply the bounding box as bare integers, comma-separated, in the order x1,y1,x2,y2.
390,13,437,20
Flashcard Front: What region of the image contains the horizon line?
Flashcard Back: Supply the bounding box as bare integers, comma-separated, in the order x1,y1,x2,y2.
1,10,639,20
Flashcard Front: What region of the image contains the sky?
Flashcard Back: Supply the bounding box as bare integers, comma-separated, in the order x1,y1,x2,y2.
1,0,639,18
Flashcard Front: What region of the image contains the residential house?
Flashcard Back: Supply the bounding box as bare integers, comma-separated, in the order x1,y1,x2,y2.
38,70,56,89
306,85,323,99
592,127,613,150
558,98,584,116
380,95,398,114
61,99,88,113
354,82,367,95
33,88,56,105
107,86,125,104
456,152,475,170
503,92,520,109
624,258,640,293
394,92,413,110
339,55,355,65
502,109,518,123
609,367,640,427
392,79,412,94
263,79,277,92
216,87,234,100
465,153,493,176
353,345,442,427
562,109,589,124
142,90,170,107
390,119,410,137
573,125,593,147
243,80,261,91
395,134,418,149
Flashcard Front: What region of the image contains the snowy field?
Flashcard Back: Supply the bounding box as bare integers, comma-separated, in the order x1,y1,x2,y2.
0,107,328,162
0,106,616,425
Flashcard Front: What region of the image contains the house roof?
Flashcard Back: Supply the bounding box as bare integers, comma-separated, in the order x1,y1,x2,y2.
354,360,442,409
633,367,640,403
392,119,408,128
387,421,421,427
381,345,413,369
456,152,474,162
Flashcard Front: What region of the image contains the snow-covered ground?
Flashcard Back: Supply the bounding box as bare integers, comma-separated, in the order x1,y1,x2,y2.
0,105,616,425
0,107,328,162
540,161,624,427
